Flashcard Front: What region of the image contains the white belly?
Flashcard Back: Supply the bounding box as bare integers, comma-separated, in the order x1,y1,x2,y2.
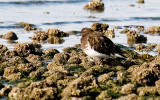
84,43,109,60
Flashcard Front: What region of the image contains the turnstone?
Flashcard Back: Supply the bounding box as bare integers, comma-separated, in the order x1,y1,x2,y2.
81,28,126,65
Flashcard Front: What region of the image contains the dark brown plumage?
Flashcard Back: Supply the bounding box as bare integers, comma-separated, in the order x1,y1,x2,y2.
81,28,125,65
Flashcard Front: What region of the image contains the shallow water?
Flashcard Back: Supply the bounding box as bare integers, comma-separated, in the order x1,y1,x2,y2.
0,0,160,53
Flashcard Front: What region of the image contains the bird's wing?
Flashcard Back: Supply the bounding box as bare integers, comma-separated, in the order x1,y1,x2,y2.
88,35,117,56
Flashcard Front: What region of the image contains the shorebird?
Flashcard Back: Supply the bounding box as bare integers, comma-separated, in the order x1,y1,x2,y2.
81,28,126,65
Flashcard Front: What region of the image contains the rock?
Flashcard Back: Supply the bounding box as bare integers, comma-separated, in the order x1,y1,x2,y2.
61,75,98,99
128,61,160,85
137,86,157,96
136,43,157,52
126,30,147,43
0,85,12,96
32,31,48,40
47,37,64,44
0,44,8,56
116,70,130,84
14,43,42,57
4,50,18,58
2,31,18,40
46,28,69,37
118,94,140,100
136,25,144,32
98,73,113,84
29,67,47,79
45,71,66,85
24,81,58,99
96,90,112,100
8,87,29,100
3,66,18,79
104,28,115,38
121,84,136,94
68,56,81,64
3,66,22,81
43,48,59,58
145,26,160,34
137,0,145,3
63,47,81,53
17,63,39,76
120,29,130,34
8,81,57,100
83,0,104,12
91,22,109,33
17,22,37,31
80,65,109,77
26,54,43,66
53,53,70,64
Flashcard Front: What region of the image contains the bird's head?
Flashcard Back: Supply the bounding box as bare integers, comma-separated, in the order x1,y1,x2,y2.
81,28,93,36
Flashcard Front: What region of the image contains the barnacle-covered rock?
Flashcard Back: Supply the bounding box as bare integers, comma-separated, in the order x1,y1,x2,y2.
126,30,147,43
91,22,109,33
128,62,160,85
47,62,67,72
17,22,37,31
145,26,160,34
117,71,130,83
9,81,57,100
61,75,98,99
137,86,157,96
53,53,70,64
80,65,109,77
137,25,144,32
17,81,31,88
97,72,113,84
8,87,29,100
14,43,42,57
63,47,81,53
46,28,69,37
104,28,115,38
43,48,59,59
45,71,66,85
4,50,18,58
1,56,28,70
83,0,104,12
47,37,64,44
0,85,12,96
64,64,86,75
137,0,144,3
57,79,74,90
17,63,40,76
2,31,18,40
29,67,47,79
3,66,18,78
24,81,57,99
118,94,140,100
26,54,43,66
96,90,112,100
68,56,81,64
32,31,48,40
121,84,136,94
156,45,160,55
3,66,22,81
136,43,157,52
0,44,8,56
120,28,130,34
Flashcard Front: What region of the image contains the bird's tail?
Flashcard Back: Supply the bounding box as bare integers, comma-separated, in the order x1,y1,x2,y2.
115,46,127,58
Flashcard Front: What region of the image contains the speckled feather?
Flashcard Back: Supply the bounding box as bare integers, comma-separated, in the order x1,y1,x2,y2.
81,28,125,58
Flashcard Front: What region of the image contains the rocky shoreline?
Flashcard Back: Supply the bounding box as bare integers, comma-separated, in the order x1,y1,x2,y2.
1,22,160,99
